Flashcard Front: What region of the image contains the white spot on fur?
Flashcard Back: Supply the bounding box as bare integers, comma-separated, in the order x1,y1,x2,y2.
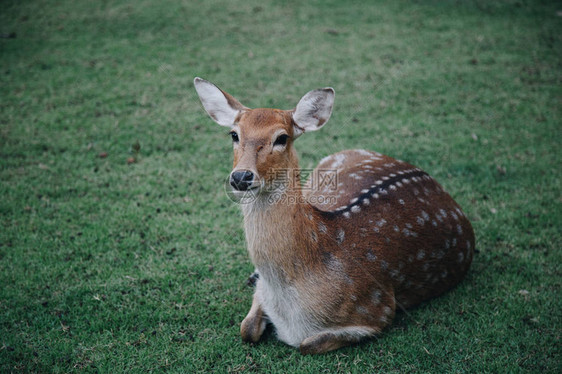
355,149,373,157
336,228,345,244
343,211,351,219
319,155,333,165
417,250,425,260
359,227,368,238
351,205,361,213
372,290,381,305
331,153,346,168
362,199,370,206
402,228,417,237
311,230,318,243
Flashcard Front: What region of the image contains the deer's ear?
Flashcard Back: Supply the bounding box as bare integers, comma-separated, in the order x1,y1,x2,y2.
194,77,248,128
292,87,335,138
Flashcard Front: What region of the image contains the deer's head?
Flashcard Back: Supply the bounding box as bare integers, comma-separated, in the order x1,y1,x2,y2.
194,78,335,199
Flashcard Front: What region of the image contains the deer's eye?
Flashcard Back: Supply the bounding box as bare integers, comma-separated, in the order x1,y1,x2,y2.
273,134,289,147
229,131,239,143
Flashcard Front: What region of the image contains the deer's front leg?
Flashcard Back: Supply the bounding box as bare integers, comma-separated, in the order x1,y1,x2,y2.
241,293,267,343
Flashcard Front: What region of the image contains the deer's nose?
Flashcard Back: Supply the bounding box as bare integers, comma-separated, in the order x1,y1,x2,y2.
230,170,255,191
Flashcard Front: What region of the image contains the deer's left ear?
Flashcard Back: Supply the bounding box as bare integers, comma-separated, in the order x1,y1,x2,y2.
194,77,248,128
292,87,335,138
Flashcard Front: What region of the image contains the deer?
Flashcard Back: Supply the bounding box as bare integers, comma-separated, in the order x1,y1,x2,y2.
193,77,475,355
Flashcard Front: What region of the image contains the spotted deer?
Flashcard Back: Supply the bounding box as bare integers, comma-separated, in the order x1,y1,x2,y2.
194,77,475,355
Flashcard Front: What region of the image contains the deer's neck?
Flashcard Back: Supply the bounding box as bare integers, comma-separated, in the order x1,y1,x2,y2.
241,170,317,282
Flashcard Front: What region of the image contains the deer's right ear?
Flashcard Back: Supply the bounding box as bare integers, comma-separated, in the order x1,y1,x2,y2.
194,77,247,128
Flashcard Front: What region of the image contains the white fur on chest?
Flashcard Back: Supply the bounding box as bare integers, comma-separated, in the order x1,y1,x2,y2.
242,197,322,346
255,270,321,347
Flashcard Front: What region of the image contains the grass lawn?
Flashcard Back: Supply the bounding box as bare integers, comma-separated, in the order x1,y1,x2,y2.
1,0,560,372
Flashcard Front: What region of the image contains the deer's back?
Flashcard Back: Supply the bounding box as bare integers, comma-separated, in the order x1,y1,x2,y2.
305,149,474,311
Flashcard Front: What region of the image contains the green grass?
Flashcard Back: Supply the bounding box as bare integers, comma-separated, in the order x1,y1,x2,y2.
1,0,561,372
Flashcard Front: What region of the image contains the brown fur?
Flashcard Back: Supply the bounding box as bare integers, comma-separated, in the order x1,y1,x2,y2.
234,112,474,352
195,79,474,354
